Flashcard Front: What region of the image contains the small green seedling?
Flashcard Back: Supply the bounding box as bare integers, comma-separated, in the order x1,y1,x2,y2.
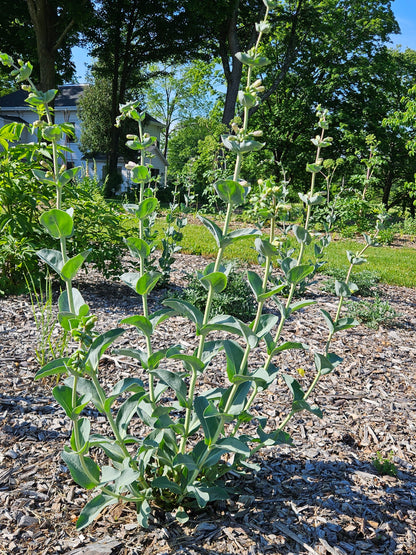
372,450,398,476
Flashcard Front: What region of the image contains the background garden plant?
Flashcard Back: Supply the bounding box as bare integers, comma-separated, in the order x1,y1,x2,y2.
1,1,385,530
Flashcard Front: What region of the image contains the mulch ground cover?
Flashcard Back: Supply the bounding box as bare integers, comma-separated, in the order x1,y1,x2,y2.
1,253,415,554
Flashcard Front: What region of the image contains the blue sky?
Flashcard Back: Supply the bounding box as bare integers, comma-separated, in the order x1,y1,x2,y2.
391,0,416,50
72,1,416,82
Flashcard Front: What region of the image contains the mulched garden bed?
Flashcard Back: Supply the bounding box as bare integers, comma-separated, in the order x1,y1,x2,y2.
1,253,415,554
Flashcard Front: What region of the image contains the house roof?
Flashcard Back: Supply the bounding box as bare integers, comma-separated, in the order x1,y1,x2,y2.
144,113,164,128
0,113,28,124
0,84,87,109
0,85,165,127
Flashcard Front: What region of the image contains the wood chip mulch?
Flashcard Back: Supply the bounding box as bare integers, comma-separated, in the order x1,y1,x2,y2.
1,253,415,555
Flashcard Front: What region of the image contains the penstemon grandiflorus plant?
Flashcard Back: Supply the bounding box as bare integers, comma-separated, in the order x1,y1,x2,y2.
119,105,186,286
1,0,381,530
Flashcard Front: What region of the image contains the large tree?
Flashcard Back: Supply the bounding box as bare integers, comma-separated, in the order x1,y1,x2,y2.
242,1,402,188
0,0,93,91
143,61,221,159
84,0,212,191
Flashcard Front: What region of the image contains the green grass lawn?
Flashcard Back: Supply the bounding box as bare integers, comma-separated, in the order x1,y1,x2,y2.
154,219,416,288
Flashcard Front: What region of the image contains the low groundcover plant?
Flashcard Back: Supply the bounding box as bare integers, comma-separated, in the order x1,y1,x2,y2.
1,0,383,530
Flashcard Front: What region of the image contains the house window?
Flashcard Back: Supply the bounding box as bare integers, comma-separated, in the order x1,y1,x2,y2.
67,122,76,143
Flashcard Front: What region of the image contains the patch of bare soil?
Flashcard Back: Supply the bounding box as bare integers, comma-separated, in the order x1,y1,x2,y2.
1,253,415,555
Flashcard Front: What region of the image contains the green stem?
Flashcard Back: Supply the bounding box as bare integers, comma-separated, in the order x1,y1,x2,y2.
179,201,234,454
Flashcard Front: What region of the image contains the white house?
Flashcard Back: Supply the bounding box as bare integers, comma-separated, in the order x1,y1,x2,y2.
0,85,168,192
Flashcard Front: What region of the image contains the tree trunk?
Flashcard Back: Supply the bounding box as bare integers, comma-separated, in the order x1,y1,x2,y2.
107,3,139,195
26,0,76,92
219,0,244,126
382,170,393,209
26,0,57,91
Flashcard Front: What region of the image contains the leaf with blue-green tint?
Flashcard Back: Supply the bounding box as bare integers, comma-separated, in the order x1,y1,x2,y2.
58,288,89,316
188,484,229,507
292,398,323,417
194,397,222,445
254,314,279,339
115,392,145,438
192,440,225,468
306,163,322,173
254,237,278,258
223,340,245,382
273,341,308,356
175,509,189,524
251,363,280,391
173,453,199,472
287,264,314,285
293,225,312,245
35,357,70,380
121,271,161,296
65,376,104,414
89,434,125,463
148,345,182,370
220,381,251,415
114,467,141,490
119,315,153,337
320,309,335,333
289,299,315,314
124,236,150,259
137,499,151,528
258,284,286,301
282,374,304,401
60,250,91,281
197,215,223,247
334,317,358,332
58,166,80,187
42,125,62,141
53,384,73,417
99,465,121,484
76,493,117,530
247,270,263,299
215,437,250,456
105,379,145,412
61,449,100,489
200,271,227,293
152,476,183,495
32,169,56,187
334,280,353,297
163,298,204,328
169,353,205,375
131,165,149,182
221,227,260,248
114,347,148,368
314,352,342,375
136,197,158,220
346,250,367,265
214,179,247,206
36,248,63,275
150,369,188,407
235,51,270,67
39,209,73,239
202,314,258,348
85,328,125,373
199,341,224,364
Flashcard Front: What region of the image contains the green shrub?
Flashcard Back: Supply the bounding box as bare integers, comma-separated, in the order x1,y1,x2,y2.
0,235,37,295
312,194,382,235
345,295,400,328
177,268,256,322
66,176,129,279
322,267,381,297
